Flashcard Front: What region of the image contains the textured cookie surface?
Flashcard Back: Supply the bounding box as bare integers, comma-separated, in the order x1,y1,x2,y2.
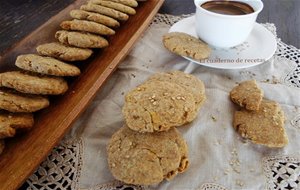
36,42,93,62
149,71,206,109
70,9,120,28
81,3,129,21
16,54,81,76
91,0,138,7
89,0,136,15
230,80,263,111
0,71,68,95
163,32,211,60
60,19,115,35
123,80,197,132
0,89,49,112
233,100,288,148
0,112,34,139
55,30,109,48
107,126,189,185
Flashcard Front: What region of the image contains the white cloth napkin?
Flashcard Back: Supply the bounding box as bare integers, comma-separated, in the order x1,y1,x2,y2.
65,16,300,190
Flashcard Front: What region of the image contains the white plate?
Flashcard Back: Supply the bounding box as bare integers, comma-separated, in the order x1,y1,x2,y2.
169,16,277,69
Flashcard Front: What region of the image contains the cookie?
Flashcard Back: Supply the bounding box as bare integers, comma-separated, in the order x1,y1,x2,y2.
70,9,120,28
81,3,129,21
97,0,138,7
107,126,189,185
233,99,288,148
230,80,263,111
15,54,81,76
89,0,136,15
36,42,93,62
60,19,115,36
55,30,109,49
123,80,197,132
0,140,4,155
162,32,211,60
0,89,49,112
149,71,206,109
0,71,68,95
0,112,34,139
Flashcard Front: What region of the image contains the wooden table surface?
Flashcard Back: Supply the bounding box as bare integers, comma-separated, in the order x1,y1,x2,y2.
0,0,299,53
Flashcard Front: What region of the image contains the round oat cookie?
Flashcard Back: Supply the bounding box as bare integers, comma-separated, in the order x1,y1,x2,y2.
0,89,49,113
0,140,4,155
0,112,34,139
55,30,109,49
107,126,189,185
92,0,138,7
89,0,136,15
230,80,263,111
148,71,206,109
233,99,288,148
0,71,68,95
123,80,197,132
163,32,211,61
16,54,81,76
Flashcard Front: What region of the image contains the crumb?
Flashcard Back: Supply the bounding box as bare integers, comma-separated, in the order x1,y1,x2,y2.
131,73,136,78
211,116,217,122
121,92,125,95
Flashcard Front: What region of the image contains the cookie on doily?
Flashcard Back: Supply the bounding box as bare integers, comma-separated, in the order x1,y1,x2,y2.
107,126,189,185
230,80,263,111
233,99,288,148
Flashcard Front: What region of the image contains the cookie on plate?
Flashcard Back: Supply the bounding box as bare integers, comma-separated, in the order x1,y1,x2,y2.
0,140,4,155
0,112,34,139
162,32,211,61
0,89,49,112
91,0,138,7
15,54,81,76
123,80,197,132
233,99,288,148
81,3,129,21
149,71,206,109
36,42,93,62
60,19,115,35
70,9,120,28
0,71,68,95
55,30,109,48
107,126,189,185
89,0,136,15
230,80,263,111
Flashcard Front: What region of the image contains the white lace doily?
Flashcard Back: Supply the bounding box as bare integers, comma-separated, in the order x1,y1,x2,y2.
21,14,300,190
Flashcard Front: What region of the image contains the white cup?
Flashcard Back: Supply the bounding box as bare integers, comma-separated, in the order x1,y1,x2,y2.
194,0,264,48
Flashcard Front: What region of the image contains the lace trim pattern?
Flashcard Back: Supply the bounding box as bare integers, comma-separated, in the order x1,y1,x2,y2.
22,138,83,190
263,155,300,190
291,114,300,130
82,180,146,190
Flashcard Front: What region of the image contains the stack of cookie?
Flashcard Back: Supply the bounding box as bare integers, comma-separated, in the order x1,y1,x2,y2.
0,0,140,155
107,71,206,185
230,80,289,148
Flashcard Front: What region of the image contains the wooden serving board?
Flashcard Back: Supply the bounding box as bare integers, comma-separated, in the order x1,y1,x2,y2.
0,0,164,189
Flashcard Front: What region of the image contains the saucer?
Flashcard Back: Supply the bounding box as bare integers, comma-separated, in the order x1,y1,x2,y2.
169,16,277,69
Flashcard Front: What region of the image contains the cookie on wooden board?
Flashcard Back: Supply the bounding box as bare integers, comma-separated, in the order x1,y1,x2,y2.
0,89,49,113
36,42,93,62
163,32,211,61
149,71,206,109
0,71,68,95
89,0,136,15
60,19,115,35
230,80,263,111
123,80,197,132
70,9,120,28
92,0,138,7
16,54,81,76
0,112,34,139
81,3,129,21
233,99,288,148
107,126,189,185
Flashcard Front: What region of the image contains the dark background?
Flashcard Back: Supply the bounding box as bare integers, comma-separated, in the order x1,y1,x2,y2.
0,0,299,53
